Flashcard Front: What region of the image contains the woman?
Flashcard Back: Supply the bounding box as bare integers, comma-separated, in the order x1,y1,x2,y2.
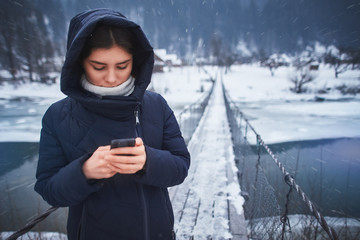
35,8,190,240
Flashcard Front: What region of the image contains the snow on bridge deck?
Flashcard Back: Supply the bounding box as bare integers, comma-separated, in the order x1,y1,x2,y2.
169,76,248,240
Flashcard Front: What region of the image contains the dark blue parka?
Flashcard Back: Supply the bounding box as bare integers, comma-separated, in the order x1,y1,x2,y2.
34,9,190,240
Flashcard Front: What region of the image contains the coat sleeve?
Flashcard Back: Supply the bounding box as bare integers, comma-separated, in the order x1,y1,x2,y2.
34,105,100,207
133,98,190,188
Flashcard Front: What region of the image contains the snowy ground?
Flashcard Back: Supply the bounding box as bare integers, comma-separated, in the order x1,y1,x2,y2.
1,64,358,144
222,64,360,144
150,66,216,113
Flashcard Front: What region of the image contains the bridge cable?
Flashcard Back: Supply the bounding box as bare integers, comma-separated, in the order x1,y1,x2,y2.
6,206,59,240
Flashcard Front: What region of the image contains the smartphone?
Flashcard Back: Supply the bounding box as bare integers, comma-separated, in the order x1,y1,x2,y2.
110,138,136,149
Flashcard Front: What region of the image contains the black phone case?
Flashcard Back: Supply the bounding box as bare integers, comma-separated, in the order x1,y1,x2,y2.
110,138,136,149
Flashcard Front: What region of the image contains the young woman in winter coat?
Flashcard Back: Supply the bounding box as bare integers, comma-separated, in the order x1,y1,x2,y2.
34,8,190,240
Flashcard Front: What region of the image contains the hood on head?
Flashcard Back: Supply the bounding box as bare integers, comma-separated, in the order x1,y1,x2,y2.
61,8,154,108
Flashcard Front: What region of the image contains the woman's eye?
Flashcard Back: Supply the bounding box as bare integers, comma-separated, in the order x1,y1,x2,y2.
117,65,127,70
93,66,105,71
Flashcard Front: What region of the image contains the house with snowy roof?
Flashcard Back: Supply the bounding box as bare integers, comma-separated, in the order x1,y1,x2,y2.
153,49,182,72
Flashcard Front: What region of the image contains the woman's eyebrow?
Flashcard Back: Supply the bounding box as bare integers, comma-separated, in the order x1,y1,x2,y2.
89,59,131,65
116,59,131,65
89,60,106,65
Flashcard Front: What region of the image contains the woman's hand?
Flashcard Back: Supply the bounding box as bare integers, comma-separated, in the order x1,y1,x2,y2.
82,146,117,179
82,138,146,179
106,137,147,174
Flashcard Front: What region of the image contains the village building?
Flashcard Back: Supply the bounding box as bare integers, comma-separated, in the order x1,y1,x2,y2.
153,49,182,72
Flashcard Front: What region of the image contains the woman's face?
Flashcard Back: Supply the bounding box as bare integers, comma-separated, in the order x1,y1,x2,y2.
83,45,133,87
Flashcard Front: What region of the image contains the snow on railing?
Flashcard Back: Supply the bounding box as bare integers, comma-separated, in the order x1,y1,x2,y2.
178,80,214,145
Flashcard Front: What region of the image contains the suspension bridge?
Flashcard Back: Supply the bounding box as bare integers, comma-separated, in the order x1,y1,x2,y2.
171,69,342,240
5,68,358,240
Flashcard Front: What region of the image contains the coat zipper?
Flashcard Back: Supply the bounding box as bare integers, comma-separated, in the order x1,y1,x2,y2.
134,109,149,240
135,109,140,125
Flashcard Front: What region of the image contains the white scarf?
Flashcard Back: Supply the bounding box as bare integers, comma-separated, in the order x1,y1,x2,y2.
81,76,135,96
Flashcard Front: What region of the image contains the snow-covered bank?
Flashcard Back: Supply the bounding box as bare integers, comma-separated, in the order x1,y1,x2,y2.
0,231,67,240
250,214,360,240
151,66,215,114
223,64,360,144
1,64,359,144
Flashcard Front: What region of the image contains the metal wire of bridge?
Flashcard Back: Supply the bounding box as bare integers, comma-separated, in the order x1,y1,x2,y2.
4,207,59,240
221,81,346,240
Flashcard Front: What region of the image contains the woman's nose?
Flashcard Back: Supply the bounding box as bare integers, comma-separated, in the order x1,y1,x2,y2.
106,69,117,84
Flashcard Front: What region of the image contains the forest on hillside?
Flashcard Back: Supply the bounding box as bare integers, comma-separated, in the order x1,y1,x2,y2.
0,0,359,82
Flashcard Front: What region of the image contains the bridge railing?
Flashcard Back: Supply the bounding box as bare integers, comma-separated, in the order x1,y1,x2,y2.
222,82,344,240
177,79,214,145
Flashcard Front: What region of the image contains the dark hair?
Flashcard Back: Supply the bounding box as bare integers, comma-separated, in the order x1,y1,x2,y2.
80,24,136,62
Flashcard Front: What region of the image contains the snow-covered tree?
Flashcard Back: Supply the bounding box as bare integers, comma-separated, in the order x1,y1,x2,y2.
289,55,317,93
324,45,350,79
263,53,290,76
